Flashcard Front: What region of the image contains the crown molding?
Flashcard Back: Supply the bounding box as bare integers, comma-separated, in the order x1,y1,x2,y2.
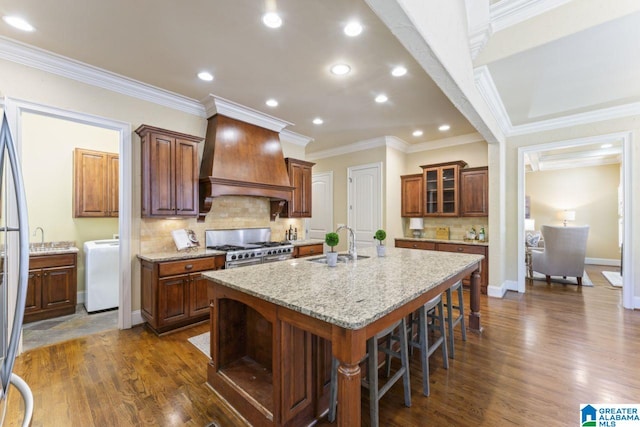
0,36,206,117
306,136,388,161
490,0,572,33
280,129,313,147
407,132,486,153
469,25,492,59
203,94,293,132
474,66,512,135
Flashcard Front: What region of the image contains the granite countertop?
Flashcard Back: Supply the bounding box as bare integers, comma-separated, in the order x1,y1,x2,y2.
290,239,324,247
29,241,79,256
137,248,226,262
396,237,489,247
203,246,484,330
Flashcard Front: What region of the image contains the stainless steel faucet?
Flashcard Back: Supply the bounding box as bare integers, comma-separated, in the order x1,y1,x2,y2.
33,227,44,245
336,225,357,260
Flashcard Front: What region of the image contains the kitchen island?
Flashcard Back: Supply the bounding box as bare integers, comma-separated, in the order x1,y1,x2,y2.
203,246,483,426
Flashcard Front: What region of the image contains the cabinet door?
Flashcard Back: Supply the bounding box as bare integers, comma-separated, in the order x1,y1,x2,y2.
460,167,488,217
424,168,439,215
25,269,42,313
107,153,119,217
149,133,176,216
189,273,212,318
175,138,199,216
401,174,423,217
74,148,108,217
41,266,75,309
289,162,312,217
281,323,313,423
440,165,459,215
158,275,190,326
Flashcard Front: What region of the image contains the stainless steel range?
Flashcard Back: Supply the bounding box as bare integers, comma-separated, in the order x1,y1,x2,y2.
205,228,293,269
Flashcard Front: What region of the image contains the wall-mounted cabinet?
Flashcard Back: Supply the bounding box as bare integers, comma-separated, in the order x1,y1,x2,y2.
421,161,467,217
135,125,202,218
400,174,424,217
271,158,315,218
460,167,489,217
74,148,119,217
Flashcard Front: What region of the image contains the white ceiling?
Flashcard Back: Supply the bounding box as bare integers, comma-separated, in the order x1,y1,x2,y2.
0,0,638,161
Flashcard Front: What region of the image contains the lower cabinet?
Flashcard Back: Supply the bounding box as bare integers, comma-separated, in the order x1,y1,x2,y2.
395,239,489,294
293,243,324,258
25,253,78,323
140,255,225,334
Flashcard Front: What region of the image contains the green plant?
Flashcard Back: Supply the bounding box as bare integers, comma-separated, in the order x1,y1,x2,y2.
374,229,387,245
325,232,339,252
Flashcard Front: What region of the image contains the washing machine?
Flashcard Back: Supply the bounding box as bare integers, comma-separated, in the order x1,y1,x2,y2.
84,239,119,312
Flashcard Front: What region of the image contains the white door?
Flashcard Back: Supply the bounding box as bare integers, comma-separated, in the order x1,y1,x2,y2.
308,172,333,241
348,163,382,250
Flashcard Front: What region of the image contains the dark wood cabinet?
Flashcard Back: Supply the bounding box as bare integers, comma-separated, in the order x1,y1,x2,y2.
293,243,324,258
395,239,488,294
460,167,488,217
400,174,424,217
271,158,315,218
140,255,224,334
421,161,467,217
135,125,202,218
73,148,119,217
25,253,77,323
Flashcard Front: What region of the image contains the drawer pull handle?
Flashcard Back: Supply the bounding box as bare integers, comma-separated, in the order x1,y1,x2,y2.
185,264,193,270
413,244,417,248
309,249,315,253
457,248,463,252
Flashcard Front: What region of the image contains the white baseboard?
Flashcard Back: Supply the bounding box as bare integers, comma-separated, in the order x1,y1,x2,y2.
634,296,640,310
585,257,621,267
131,310,145,326
487,280,516,298
76,291,85,304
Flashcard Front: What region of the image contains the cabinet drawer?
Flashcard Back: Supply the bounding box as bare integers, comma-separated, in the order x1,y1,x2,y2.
295,244,324,258
395,240,436,250
158,256,223,277
437,243,486,255
29,254,76,269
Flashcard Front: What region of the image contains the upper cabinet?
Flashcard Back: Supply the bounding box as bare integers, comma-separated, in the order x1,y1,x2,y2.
460,167,489,217
135,125,203,218
400,174,423,217
421,161,467,217
271,158,315,218
73,148,119,217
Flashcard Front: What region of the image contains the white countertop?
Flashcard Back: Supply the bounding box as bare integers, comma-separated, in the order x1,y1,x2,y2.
396,237,489,247
203,246,483,330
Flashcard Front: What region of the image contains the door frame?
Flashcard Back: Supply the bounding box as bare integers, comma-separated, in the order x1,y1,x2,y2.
347,162,383,247
308,171,333,240
517,131,634,309
4,97,132,329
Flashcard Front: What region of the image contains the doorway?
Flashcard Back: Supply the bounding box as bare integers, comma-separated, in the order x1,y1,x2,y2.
4,97,132,351
517,132,633,309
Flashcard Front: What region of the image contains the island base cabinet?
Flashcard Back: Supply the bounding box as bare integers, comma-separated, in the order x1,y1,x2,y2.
207,284,327,427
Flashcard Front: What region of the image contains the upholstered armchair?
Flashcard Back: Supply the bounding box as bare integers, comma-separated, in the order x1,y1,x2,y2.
531,225,590,285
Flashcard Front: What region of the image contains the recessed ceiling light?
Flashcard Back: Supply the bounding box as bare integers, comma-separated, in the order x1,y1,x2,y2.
391,66,407,77
438,124,451,131
344,21,363,37
375,94,388,103
330,63,351,75
601,143,613,149
412,130,423,137
197,71,214,82
266,99,278,107
262,12,282,28
3,15,35,32
313,118,324,125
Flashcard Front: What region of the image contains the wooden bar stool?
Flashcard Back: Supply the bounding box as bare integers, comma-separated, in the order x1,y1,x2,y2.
445,280,466,359
328,318,411,427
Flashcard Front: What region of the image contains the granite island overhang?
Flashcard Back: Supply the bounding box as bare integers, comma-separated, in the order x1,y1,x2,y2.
202,246,484,426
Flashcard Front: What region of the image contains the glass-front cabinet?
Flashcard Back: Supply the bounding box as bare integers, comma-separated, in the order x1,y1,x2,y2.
421,161,467,217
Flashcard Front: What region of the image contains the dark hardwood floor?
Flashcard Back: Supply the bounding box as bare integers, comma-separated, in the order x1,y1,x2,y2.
4,265,638,426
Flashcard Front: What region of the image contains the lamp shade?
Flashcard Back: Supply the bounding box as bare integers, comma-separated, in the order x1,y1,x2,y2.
524,218,535,231
409,218,424,230
562,210,576,221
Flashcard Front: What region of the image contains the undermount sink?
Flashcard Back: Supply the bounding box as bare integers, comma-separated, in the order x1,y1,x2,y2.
29,241,75,252
307,254,370,264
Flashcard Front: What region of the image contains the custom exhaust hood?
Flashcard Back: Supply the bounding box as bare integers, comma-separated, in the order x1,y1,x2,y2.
198,96,302,221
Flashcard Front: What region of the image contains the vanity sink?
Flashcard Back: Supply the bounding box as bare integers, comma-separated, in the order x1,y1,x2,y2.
29,241,76,253
307,254,370,264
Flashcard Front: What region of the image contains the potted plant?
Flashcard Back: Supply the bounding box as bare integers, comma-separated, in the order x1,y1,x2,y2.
374,229,387,257
325,232,340,267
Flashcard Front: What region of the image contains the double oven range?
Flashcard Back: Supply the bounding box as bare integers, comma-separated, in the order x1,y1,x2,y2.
205,228,293,269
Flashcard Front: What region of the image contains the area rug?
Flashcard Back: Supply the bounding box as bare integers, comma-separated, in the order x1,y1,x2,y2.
602,271,623,288
531,271,593,286
187,332,210,358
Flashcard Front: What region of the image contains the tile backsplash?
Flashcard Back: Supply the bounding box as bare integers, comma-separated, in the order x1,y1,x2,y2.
404,217,488,241
140,196,304,253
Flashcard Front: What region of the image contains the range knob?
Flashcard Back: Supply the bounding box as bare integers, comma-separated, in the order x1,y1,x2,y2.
250,253,255,257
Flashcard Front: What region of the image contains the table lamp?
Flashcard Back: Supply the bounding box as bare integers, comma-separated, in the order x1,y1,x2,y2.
409,217,424,238
561,210,575,227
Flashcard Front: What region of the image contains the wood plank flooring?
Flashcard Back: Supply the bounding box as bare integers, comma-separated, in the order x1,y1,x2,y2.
4,265,639,426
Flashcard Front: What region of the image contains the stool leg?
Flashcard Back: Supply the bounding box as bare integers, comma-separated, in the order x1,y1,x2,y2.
438,299,449,369
328,357,338,422
398,318,411,408
458,284,467,341
368,336,379,427
446,288,455,359
418,306,430,396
